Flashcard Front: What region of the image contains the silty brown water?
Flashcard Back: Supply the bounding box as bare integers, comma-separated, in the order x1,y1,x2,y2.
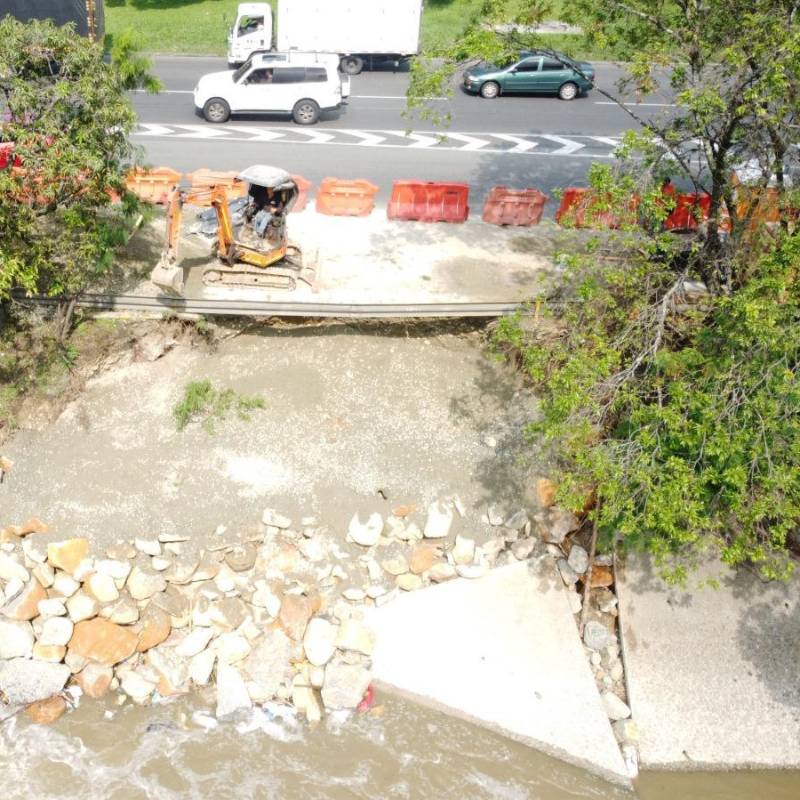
1,692,798,799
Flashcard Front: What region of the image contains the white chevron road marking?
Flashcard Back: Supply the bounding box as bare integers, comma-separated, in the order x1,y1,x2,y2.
293,129,336,144
173,125,233,139
224,126,287,142
443,132,491,150
342,130,388,146
132,124,620,158
538,134,586,155
491,134,539,153
589,136,623,149
137,124,178,137
398,131,441,148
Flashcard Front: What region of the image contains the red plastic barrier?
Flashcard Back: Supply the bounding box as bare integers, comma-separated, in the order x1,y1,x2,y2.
291,174,312,213
316,178,378,216
387,181,470,223
555,187,638,229
482,187,548,226
0,142,20,169
664,192,711,231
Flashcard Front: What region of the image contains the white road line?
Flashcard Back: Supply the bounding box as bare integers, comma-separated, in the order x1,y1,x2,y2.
492,134,538,153
539,134,585,155
595,101,676,107
443,133,490,151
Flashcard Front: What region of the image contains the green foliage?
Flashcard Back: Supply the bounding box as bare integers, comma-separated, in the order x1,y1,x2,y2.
494,178,800,581
0,18,158,305
173,379,265,433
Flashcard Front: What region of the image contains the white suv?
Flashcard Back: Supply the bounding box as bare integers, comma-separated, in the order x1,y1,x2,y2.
194,52,349,125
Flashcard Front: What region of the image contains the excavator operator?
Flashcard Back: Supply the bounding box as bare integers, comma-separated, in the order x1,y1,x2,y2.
245,182,282,239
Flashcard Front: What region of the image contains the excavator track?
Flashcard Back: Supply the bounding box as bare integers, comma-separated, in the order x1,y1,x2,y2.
201,245,316,291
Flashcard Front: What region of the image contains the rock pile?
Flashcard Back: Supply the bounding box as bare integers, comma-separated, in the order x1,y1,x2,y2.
1,498,538,727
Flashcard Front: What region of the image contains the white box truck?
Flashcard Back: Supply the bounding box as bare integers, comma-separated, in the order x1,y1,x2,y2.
227,0,423,74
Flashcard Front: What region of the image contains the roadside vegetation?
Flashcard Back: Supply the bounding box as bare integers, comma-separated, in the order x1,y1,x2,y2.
173,379,265,433
416,0,800,582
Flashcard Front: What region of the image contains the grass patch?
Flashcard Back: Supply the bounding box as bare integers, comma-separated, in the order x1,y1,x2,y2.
105,0,245,56
105,0,603,58
173,378,265,433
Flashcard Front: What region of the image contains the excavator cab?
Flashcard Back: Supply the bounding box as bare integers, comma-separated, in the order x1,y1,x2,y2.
150,165,313,295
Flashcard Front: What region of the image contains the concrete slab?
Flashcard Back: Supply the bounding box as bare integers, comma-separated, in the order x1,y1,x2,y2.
365,560,631,786
133,210,574,305
617,554,800,769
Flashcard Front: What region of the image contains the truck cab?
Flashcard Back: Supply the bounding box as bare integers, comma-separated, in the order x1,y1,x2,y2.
228,2,273,68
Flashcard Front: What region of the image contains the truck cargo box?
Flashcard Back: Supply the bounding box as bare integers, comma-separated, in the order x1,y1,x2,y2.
276,0,422,57
0,0,105,41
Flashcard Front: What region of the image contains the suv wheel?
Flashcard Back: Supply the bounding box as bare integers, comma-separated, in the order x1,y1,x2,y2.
558,82,579,101
292,99,320,125
340,56,363,75
203,98,230,123
480,81,500,99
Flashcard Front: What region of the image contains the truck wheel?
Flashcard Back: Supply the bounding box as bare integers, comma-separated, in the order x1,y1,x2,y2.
203,98,230,123
292,99,320,125
340,56,363,75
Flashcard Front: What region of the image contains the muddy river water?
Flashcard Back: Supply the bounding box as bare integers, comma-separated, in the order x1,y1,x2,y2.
2,692,798,799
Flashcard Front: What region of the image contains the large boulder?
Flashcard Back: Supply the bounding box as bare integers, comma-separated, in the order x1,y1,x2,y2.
321,660,371,710
0,658,70,705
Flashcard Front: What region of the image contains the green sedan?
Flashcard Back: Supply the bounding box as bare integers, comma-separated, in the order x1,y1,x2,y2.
462,51,595,100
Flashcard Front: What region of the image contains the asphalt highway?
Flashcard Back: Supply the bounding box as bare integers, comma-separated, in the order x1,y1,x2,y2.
132,56,677,205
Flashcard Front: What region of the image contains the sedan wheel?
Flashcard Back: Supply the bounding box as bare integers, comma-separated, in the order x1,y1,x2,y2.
558,82,579,101
203,98,230,123
480,81,500,99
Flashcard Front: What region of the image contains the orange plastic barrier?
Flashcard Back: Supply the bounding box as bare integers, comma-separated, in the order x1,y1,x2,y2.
291,174,312,213
555,187,638,229
386,181,470,223
186,169,247,199
482,187,548,226
125,167,182,204
316,178,379,216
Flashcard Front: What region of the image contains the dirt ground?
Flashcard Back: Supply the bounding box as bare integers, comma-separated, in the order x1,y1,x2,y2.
1,321,545,552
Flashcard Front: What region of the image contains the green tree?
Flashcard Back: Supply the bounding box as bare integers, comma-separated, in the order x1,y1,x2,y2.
410,1,800,579
0,17,159,336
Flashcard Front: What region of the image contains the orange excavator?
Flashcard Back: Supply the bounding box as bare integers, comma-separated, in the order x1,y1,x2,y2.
149,165,315,295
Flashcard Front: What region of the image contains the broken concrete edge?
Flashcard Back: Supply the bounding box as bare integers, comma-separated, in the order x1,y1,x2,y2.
613,552,635,719
371,679,633,788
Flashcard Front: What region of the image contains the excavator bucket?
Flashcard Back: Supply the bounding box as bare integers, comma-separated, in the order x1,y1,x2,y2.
149,257,185,296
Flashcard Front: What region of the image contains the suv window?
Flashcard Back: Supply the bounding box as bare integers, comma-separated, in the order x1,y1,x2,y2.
272,67,308,84
542,59,567,71
245,68,274,84
305,67,328,83
514,59,540,73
